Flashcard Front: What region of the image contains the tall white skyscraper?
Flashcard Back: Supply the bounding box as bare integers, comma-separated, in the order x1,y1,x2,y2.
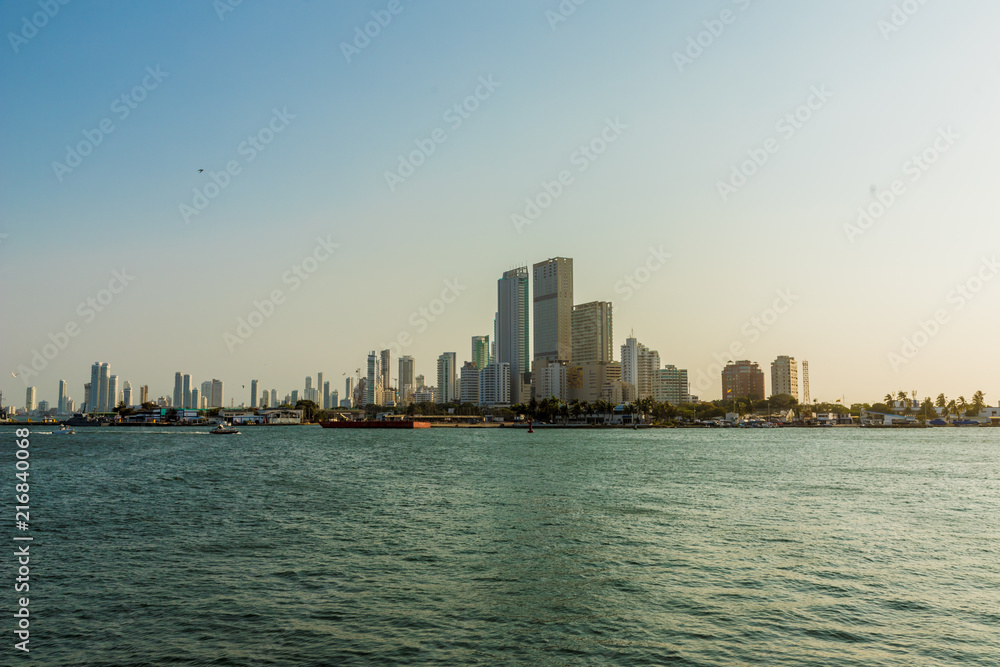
497,266,529,405
91,364,103,412
771,356,799,401
479,362,510,407
379,350,391,394
533,257,573,363
25,386,37,412
459,361,479,404
437,352,457,404
344,377,354,408
621,336,660,400
109,375,120,410
98,362,110,412
58,379,67,414
398,355,415,404
572,301,613,364
122,381,132,407
366,351,379,406
210,380,224,408
173,372,183,408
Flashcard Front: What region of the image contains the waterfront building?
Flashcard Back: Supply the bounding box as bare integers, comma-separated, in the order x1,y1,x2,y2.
251,380,259,408
655,365,690,406
472,336,490,369
568,361,621,404
344,377,354,408
571,301,613,364
210,379,224,408
414,385,437,404
98,363,110,412
201,381,212,406
140,385,149,405
122,381,132,407
380,350,391,398
534,361,568,402
291,390,299,405
109,375,120,410
65,398,75,413
366,351,379,406
317,373,324,405
83,382,91,412
437,352,457,404
183,374,192,409
497,266,530,405
533,257,573,364
621,336,660,400
721,360,766,401
416,374,425,388
771,356,798,401
398,356,415,404
191,389,199,410
323,381,331,409
25,386,36,413
38,399,49,414
459,362,480,405
479,362,510,407
305,376,313,403
172,372,183,409
58,379,67,414
330,390,339,408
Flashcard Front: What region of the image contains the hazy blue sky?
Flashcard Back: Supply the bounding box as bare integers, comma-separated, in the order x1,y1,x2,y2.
2,0,998,407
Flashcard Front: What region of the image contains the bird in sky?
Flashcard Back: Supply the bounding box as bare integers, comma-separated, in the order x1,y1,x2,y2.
10,371,18,378
198,169,204,173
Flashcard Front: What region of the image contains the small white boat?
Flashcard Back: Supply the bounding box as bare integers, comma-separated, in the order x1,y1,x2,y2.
210,422,240,435
53,425,75,435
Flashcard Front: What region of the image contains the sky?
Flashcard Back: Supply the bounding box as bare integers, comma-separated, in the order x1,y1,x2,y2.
2,0,999,409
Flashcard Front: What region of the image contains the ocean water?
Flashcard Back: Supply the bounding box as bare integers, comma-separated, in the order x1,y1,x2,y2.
4,425,998,665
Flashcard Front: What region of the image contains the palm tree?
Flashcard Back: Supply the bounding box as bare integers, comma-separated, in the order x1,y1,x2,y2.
935,393,947,408
971,390,986,415
884,392,894,407
946,399,957,420
957,396,968,417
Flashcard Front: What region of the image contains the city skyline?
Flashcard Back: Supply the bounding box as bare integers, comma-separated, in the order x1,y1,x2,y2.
2,2,999,405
